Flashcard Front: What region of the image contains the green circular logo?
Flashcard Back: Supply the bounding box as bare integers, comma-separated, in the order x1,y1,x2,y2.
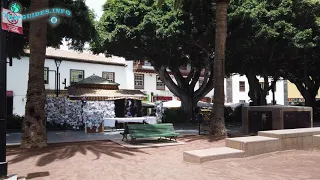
9,2,22,13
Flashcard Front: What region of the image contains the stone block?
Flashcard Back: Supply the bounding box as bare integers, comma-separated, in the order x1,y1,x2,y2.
313,135,320,149
258,127,320,139
225,136,280,156
258,128,320,150
183,147,244,163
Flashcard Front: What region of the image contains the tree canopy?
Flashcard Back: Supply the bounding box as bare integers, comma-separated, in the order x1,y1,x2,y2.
10,0,96,58
227,0,320,106
91,0,218,121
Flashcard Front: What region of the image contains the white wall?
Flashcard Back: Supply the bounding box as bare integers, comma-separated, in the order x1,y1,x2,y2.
7,57,133,116
231,74,285,105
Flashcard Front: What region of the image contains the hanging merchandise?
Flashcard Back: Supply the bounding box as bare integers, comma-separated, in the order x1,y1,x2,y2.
82,101,115,132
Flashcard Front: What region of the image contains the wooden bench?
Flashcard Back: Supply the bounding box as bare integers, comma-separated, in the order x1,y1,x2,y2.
121,123,179,142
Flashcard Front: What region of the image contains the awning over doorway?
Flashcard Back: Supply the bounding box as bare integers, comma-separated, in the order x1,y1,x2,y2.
6,91,13,97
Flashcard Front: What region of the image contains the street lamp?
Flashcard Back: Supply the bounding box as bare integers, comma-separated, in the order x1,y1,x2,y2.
54,59,62,97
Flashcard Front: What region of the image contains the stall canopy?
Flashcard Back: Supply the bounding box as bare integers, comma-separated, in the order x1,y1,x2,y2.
142,101,155,107
163,100,213,108
68,74,147,100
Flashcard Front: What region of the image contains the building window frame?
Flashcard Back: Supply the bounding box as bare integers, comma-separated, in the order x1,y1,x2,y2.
102,71,115,82
70,69,85,84
239,81,245,92
44,67,49,84
156,75,165,90
134,74,144,89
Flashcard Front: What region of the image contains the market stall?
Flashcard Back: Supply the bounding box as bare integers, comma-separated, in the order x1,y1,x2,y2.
45,74,150,133
66,75,148,133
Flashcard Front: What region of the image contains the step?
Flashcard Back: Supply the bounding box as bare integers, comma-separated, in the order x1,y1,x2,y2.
313,135,320,149
258,128,320,150
258,127,320,139
225,136,280,156
183,147,244,163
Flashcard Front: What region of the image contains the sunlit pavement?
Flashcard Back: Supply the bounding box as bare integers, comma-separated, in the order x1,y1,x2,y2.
6,124,242,146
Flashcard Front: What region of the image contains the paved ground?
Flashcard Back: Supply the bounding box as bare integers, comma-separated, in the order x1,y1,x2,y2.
6,124,241,145
7,136,320,180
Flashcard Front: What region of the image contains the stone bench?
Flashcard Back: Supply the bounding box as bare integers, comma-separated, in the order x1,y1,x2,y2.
225,136,280,156
258,127,320,150
183,147,244,163
313,135,320,149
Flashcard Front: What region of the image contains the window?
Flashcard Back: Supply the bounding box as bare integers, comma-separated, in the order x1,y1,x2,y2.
70,69,84,84
156,75,165,90
239,81,245,92
102,72,115,82
44,67,49,84
134,74,144,89
199,78,204,87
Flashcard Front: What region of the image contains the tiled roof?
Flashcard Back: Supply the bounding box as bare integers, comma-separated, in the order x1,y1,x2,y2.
24,47,127,66
68,88,147,100
76,74,119,86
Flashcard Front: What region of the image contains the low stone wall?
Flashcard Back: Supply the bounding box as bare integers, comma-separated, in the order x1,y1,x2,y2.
258,127,320,150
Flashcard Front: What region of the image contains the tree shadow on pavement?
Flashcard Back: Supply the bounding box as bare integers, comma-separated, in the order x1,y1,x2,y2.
7,140,149,167
180,135,223,143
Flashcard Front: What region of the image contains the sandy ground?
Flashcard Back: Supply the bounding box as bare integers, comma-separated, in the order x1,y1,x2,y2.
6,135,320,180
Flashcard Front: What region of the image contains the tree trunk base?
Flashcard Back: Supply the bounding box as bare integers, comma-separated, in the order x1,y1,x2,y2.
210,117,227,138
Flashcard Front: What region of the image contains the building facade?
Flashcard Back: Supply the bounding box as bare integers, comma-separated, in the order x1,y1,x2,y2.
7,48,134,116
287,81,320,105
7,48,286,116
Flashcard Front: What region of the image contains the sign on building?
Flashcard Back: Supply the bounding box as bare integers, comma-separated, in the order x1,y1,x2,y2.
1,8,23,34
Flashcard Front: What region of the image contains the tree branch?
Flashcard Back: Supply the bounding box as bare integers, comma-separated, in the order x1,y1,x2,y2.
155,66,182,97
194,64,214,99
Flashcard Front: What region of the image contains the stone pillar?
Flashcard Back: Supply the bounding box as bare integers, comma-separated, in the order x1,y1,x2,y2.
283,80,289,105
226,77,233,103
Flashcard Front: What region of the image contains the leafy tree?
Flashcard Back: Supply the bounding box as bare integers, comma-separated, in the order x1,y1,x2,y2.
280,0,320,108
19,0,96,148
11,0,96,58
226,0,320,106
92,0,216,121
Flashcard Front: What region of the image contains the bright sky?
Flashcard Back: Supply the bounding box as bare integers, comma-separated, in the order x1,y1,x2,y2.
60,0,106,51
85,0,106,20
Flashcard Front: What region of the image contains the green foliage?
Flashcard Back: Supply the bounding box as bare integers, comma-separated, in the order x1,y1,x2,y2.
162,108,186,123
11,0,96,58
7,114,24,130
92,0,215,69
224,106,242,123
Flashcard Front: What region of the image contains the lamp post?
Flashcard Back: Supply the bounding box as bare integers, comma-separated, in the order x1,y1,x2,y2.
54,59,62,97
0,0,9,176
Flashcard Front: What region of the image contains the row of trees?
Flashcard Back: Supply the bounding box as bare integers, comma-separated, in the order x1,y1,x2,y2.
11,0,320,148
91,0,320,129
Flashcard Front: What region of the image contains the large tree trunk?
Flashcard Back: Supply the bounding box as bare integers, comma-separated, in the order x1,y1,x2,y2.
155,65,214,123
180,94,197,123
210,0,228,137
292,80,319,109
21,0,49,148
246,72,277,106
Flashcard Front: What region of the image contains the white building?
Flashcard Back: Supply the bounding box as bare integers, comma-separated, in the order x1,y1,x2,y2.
132,60,285,105
6,48,285,116
7,48,134,116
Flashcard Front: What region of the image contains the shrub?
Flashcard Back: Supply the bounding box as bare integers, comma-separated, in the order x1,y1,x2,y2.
162,108,185,123
224,105,242,123
7,114,24,130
